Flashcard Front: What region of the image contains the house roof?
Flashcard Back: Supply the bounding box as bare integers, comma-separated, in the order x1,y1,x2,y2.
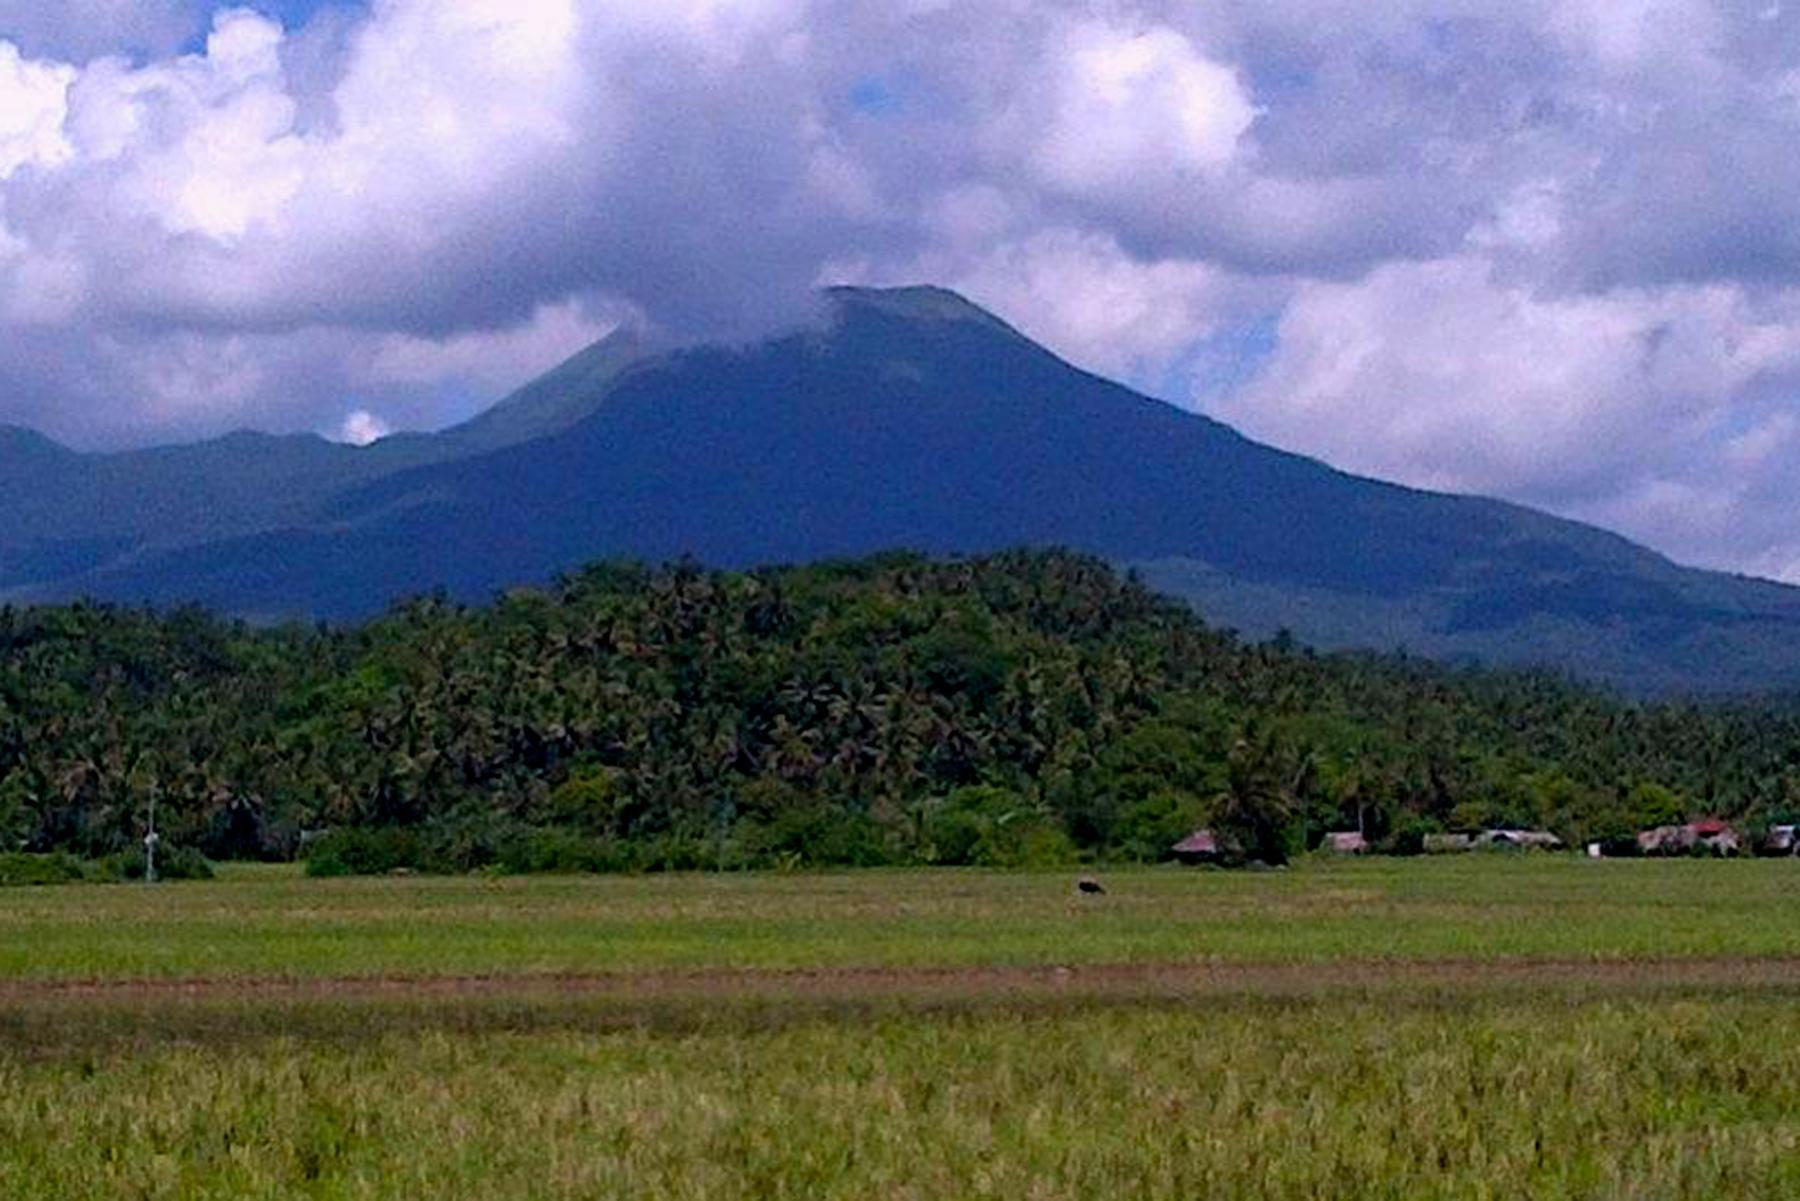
1688,818,1733,836
1483,829,1562,845
1172,829,1218,854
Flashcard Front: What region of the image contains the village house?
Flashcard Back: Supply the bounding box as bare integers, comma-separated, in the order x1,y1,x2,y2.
1476,829,1564,851
1321,831,1368,854
1171,829,1222,866
1424,830,1562,853
1637,819,1742,856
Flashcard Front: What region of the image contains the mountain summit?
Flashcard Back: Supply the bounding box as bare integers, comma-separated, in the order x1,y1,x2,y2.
6,286,1800,694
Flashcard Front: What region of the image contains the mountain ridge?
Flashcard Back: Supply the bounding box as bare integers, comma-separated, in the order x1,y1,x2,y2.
5,285,1800,695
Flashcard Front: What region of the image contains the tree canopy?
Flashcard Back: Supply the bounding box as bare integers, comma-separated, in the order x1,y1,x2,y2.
4,550,1798,872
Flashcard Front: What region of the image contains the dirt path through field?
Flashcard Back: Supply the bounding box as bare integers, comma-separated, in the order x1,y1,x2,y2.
10,955,1800,1005
6,957,1798,1054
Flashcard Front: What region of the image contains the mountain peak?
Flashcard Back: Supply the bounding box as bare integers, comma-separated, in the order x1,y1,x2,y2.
446,324,650,451
824,285,1022,338
15,284,1800,695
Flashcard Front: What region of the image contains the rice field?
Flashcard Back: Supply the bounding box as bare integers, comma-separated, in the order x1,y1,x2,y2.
6,858,1800,1198
6,856,1800,981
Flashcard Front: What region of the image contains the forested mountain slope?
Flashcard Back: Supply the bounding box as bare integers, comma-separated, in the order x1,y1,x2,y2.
7,287,1800,693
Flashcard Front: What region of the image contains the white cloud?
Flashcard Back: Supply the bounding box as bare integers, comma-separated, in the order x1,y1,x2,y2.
1214,254,1800,570
0,41,74,180
360,298,629,393
1222,258,1792,495
1546,0,1727,75
1028,20,1257,201
90,11,303,243
117,327,274,425
335,408,391,446
941,229,1247,382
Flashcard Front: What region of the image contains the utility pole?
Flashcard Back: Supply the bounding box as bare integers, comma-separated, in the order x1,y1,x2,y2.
144,785,159,885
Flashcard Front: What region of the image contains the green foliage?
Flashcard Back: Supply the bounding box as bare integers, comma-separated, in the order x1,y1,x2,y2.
0,847,214,886
4,550,1799,874
1381,813,1443,857
104,844,215,882
303,829,425,878
492,829,630,875
540,765,621,833
0,852,88,887
1209,726,1306,865
920,786,1077,868
1626,781,1688,828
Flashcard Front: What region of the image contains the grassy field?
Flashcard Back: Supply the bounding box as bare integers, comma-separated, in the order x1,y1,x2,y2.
8,859,1800,1198
6,856,1800,981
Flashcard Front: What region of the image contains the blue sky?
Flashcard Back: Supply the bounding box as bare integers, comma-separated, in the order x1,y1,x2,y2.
3,1,1800,582
180,2,360,50
233,1,348,25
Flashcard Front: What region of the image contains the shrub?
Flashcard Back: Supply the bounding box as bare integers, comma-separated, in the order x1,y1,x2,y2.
303,828,424,877
1380,815,1442,857
923,787,1078,868
103,844,216,881
0,852,88,887
747,807,895,868
494,829,631,875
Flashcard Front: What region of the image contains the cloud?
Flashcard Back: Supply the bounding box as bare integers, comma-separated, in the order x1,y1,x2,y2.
1214,255,1800,574
0,42,74,180
358,297,631,394
1027,19,1256,201
838,212,1264,385
334,408,390,446
6,1,1800,579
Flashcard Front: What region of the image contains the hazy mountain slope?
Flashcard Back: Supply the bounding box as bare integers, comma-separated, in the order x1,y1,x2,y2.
30,285,1800,694
0,331,648,592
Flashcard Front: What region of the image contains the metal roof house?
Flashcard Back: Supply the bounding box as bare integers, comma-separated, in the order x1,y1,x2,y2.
1638,819,1742,856
1171,829,1222,865
1477,829,1564,851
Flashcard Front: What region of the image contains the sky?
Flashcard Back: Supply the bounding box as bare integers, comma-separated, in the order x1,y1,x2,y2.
3,3,1800,581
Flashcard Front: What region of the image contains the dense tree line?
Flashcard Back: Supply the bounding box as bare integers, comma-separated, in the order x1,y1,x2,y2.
4,549,1800,872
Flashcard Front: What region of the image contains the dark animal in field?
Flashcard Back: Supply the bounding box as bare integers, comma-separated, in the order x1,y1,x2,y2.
1077,878,1106,895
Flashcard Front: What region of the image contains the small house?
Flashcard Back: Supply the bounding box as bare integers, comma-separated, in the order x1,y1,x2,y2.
1477,829,1564,851
1687,818,1741,855
1637,819,1742,856
1423,833,1474,854
1321,831,1368,854
1172,829,1222,866
1763,825,1797,856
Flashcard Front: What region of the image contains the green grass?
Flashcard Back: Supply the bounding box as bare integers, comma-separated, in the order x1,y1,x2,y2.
6,857,1800,981
9,858,1800,1198
8,998,1800,1199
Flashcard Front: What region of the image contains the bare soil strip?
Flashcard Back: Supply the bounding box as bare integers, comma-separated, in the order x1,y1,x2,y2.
9,956,1800,1006
6,957,1798,1057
